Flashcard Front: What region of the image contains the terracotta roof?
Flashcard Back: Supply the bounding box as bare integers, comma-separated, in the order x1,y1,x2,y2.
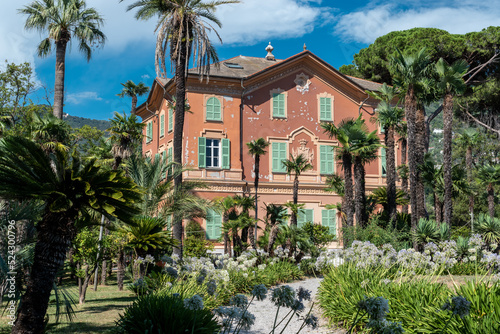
346,75,384,92
188,55,283,79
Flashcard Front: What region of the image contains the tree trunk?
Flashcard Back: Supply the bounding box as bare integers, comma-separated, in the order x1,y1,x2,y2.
343,153,354,226
415,105,427,220
353,156,368,227
232,229,242,258
113,156,122,171
101,228,109,285
79,266,92,305
290,176,299,226
405,86,419,247
466,146,474,228
442,93,453,227
117,249,125,291
268,224,280,257
385,126,397,225
68,247,76,282
435,193,443,223
401,137,409,214
172,34,189,259
12,211,76,334
131,95,138,114
248,225,256,250
254,155,260,243
488,185,495,219
53,37,68,120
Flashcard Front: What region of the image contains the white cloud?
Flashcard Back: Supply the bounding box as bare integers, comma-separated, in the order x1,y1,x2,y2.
141,74,150,81
335,2,500,44
66,91,103,105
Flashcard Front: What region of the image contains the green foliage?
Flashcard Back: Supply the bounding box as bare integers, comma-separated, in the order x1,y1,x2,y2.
65,115,110,131
413,218,449,247
301,222,335,256
319,262,500,333
342,221,410,250
475,213,500,245
184,221,214,257
115,292,220,334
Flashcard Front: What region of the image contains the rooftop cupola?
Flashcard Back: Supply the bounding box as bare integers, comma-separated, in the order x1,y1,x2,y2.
265,42,275,61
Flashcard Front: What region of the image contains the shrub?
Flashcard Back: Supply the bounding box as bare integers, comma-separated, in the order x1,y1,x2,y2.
342,221,409,250
115,292,220,334
475,213,500,245
302,222,335,257
184,221,214,257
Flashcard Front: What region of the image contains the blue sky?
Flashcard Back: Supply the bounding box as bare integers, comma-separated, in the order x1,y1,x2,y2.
2,0,500,121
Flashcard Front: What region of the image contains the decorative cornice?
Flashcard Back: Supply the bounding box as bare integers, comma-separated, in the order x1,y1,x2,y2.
187,84,241,96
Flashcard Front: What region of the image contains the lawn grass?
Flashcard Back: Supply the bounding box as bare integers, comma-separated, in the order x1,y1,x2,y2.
0,279,136,334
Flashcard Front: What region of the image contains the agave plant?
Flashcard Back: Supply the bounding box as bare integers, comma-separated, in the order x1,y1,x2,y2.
412,218,440,249
456,236,470,259
475,213,500,245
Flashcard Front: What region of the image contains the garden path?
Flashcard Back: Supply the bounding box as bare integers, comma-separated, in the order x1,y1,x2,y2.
240,277,345,334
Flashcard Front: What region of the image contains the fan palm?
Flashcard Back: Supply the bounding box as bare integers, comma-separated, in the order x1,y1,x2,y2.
246,138,270,245
233,194,255,247
0,136,141,333
477,164,500,218
108,112,144,170
264,203,289,257
435,58,468,227
124,0,240,258
391,48,432,236
214,196,237,255
282,154,313,226
396,122,409,214
475,213,500,245
29,111,71,154
19,0,105,119
117,80,150,114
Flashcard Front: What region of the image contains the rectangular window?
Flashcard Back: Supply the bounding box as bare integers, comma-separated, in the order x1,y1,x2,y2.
206,139,220,168
161,151,166,179
322,209,336,236
160,114,165,137
199,137,231,169
320,145,334,175
166,214,172,231
381,148,387,176
319,97,332,121
297,209,314,228
206,209,222,239
272,142,287,173
146,122,153,143
206,97,222,121
272,93,285,118
168,108,173,132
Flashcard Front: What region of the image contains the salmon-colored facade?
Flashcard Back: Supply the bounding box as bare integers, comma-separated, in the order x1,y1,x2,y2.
136,48,401,249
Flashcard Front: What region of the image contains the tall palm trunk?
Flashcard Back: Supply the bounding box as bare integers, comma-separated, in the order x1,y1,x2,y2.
442,93,453,226
415,106,427,220
172,34,189,258
435,193,443,223
223,213,231,256
267,224,279,257
385,126,397,224
466,146,474,228
405,86,419,244
253,155,260,243
12,211,77,334
117,249,125,291
400,137,409,214
290,175,299,226
53,38,68,120
343,153,354,226
353,156,368,227
131,95,138,114
487,185,495,219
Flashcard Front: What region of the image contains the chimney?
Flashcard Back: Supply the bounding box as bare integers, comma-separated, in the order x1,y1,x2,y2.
265,42,275,61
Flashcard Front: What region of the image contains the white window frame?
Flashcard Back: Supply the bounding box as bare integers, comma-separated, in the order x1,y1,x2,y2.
206,138,221,169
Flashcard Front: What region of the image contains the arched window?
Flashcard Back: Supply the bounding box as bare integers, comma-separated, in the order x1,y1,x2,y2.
206,97,221,121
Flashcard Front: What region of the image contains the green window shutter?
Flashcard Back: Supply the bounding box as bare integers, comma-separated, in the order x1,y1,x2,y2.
206,209,222,239
320,145,334,174
168,108,173,132
320,97,332,121
168,147,173,163
381,148,387,176
272,93,285,117
272,142,287,173
161,151,166,179
298,209,313,228
160,115,165,137
146,122,151,143
166,215,172,231
322,209,336,236
198,137,206,168
221,138,230,169
206,97,221,121
154,153,160,163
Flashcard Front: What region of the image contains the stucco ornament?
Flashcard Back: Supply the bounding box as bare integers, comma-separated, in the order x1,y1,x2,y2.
292,139,314,165
294,73,311,94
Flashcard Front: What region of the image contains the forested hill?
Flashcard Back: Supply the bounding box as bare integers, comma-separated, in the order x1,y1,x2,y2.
63,114,110,131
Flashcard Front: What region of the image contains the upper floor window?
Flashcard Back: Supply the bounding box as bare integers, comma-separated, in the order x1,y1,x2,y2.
146,121,153,143
272,93,286,118
206,97,222,121
160,114,165,137
271,142,287,173
198,137,230,169
319,97,332,121
168,108,173,132
381,147,387,176
319,145,335,175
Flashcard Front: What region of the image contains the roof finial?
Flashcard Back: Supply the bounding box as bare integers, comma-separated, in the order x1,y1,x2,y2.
265,42,275,61
303,43,307,51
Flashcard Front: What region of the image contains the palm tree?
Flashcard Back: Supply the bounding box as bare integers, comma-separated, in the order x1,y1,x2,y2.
396,122,409,214
264,203,288,257
233,194,255,247
125,0,240,258
370,83,404,224
108,112,144,170
282,154,313,226
391,48,432,237
19,0,105,119
117,80,150,114
214,196,237,255
420,154,443,222
246,138,270,246
435,58,468,227
456,128,480,230
351,122,381,227
322,118,359,227
0,136,141,333
477,164,500,219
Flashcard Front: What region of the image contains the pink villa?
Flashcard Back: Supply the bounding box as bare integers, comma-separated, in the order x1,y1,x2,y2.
136,44,400,250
